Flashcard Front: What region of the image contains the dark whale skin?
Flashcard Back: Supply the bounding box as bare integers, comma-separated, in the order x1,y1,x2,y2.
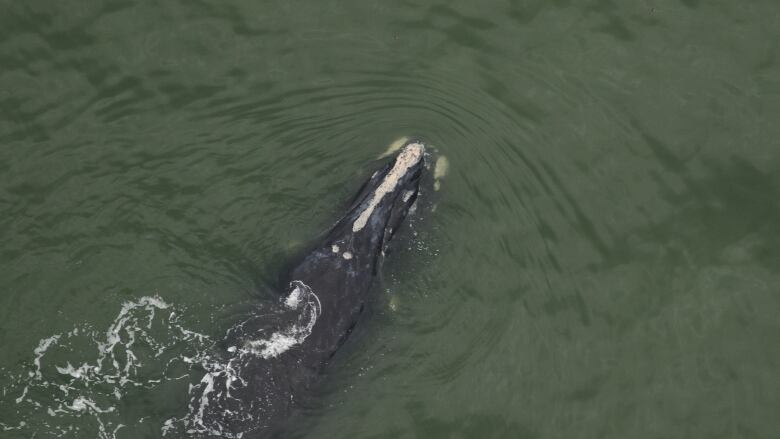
185,141,425,438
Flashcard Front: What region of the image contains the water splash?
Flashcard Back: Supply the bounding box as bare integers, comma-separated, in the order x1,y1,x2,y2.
0,296,213,439
244,281,321,359
174,280,322,438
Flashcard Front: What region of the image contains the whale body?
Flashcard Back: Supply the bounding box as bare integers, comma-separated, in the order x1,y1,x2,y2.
184,141,426,438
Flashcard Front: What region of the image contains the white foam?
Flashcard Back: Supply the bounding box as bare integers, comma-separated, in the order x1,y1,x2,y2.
56,362,93,379
248,333,298,358
179,281,323,436
14,386,28,404
6,295,200,439
66,396,115,414
244,281,321,359
179,282,322,437
15,334,62,404
181,350,247,437
342,252,353,260
32,335,61,380
284,283,304,309
353,143,424,232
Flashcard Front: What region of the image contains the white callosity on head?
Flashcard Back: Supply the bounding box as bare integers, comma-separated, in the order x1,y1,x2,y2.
331,244,339,253
342,252,353,260
352,143,424,232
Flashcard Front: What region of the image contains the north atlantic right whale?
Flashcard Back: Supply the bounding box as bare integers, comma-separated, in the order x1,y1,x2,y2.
182,141,426,438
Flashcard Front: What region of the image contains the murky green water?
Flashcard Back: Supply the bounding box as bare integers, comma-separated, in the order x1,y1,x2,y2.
2,1,780,438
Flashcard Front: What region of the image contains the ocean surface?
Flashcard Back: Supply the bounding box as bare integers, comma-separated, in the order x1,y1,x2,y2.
1,1,779,438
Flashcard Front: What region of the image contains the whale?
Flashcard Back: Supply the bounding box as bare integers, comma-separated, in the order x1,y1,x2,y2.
183,141,426,438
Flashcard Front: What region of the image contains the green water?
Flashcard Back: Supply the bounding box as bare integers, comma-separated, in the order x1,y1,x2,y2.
2,1,780,438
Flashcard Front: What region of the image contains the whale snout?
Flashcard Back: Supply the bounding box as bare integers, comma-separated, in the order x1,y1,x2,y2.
351,141,425,233
316,139,426,271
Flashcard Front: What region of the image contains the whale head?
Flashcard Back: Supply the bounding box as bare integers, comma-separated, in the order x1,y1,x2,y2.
346,141,425,241
288,140,425,287
284,139,425,350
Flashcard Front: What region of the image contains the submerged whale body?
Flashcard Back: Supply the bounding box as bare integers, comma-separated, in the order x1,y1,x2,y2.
184,141,426,437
